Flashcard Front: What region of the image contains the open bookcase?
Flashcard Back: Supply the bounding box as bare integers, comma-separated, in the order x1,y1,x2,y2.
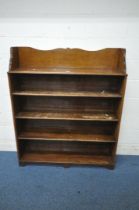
8,47,127,168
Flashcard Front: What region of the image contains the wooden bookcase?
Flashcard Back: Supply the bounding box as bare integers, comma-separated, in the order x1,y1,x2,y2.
8,47,127,168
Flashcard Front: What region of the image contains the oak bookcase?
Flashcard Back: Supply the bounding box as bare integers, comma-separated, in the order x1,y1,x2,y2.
8,47,127,168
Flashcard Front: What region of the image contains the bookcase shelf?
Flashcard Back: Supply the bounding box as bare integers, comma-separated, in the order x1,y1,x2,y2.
12,90,122,98
9,68,127,76
8,47,127,168
18,131,116,143
19,140,114,166
20,153,113,166
15,111,118,121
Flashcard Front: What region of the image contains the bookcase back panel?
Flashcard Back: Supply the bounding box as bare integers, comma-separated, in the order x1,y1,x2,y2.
14,96,120,114
11,74,123,94
16,48,124,73
17,119,117,135
21,140,114,156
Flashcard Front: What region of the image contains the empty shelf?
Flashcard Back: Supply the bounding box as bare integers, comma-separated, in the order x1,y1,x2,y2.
18,131,116,142
9,67,126,76
20,152,113,166
12,90,122,98
16,111,118,121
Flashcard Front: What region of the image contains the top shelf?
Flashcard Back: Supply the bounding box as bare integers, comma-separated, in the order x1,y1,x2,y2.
9,67,127,76
8,47,127,76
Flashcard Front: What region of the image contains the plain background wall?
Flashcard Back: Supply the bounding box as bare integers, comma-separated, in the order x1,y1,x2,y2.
0,0,139,18
0,0,139,154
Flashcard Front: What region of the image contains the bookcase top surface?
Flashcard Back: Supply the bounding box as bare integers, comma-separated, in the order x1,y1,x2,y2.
9,47,126,75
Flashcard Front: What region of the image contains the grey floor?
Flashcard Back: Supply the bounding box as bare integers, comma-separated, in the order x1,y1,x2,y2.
0,152,139,210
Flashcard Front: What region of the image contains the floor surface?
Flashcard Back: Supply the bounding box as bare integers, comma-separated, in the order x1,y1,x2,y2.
0,152,139,210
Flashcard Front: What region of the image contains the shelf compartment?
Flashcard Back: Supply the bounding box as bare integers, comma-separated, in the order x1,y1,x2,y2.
9,47,126,76
20,153,113,166
10,74,123,98
19,140,114,165
14,96,120,121
17,120,116,142
20,140,114,154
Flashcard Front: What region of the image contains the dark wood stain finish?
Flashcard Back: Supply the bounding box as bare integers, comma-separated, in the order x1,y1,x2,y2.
8,47,127,168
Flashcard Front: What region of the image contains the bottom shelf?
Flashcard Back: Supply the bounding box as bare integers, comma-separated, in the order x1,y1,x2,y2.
19,140,115,167
20,152,113,166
